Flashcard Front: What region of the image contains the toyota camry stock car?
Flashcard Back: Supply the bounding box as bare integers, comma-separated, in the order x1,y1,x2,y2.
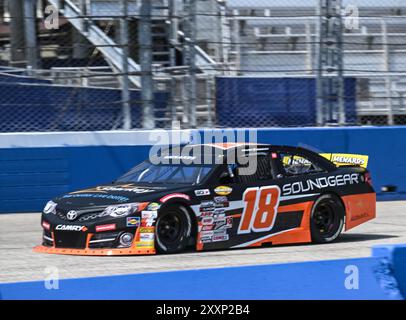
35,143,376,256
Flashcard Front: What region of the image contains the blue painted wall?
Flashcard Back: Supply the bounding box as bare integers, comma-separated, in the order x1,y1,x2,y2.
0,82,169,132
0,126,405,213
216,77,357,127
0,146,151,212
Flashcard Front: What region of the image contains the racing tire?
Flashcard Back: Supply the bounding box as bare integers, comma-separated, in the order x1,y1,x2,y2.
310,194,345,243
155,204,193,254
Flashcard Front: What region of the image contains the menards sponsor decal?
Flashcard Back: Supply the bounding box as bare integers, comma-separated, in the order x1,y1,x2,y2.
320,153,369,168
283,153,369,168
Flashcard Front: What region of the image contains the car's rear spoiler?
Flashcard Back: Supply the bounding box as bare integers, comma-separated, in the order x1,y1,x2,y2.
319,153,369,169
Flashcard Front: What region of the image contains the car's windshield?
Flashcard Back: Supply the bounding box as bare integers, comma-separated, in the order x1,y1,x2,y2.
116,161,213,185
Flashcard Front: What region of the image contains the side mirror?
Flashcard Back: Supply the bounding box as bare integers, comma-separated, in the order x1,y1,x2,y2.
219,171,234,184
220,171,230,179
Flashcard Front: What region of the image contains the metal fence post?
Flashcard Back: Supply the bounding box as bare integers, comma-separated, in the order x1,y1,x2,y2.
316,0,345,126
169,0,179,126
381,18,393,125
120,0,131,130
386,77,394,125
232,9,241,74
9,0,25,66
315,2,324,126
139,0,155,129
24,0,40,70
189,0,197,128
183,0,197,128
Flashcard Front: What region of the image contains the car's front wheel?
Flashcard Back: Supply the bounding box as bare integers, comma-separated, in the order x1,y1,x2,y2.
155,204,193,254
310,194,345,243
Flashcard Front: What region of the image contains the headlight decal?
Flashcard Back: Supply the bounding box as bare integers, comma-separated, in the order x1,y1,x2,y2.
43,200,57,214
103,202,149,218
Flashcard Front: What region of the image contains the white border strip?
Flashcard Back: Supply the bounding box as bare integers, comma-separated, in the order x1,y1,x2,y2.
0,130,192,149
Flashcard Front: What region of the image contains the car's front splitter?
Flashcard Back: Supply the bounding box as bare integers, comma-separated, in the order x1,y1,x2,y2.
33,245,156,256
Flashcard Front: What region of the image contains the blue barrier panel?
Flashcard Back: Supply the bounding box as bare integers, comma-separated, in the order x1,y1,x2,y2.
195,126,406,200
0,130,191,212
0,146,152,212
1,248,404,300
373,244,406,298
215,77,357,127
0,83,169,132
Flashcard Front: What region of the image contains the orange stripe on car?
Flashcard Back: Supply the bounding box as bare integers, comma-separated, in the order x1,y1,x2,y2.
342,192,376,231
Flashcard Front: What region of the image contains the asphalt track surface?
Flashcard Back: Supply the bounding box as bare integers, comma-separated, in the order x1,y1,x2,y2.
1,201,406,283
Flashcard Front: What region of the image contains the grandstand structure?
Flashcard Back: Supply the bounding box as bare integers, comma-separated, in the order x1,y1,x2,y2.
227,0,406,125
0,0,406,129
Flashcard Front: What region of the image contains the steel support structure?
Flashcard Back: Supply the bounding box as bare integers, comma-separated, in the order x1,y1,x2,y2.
169,0,180,126
0,0,4,23
183,0,197,128
120,0,132,129
24,0,40,70
139,0,155,129
316,0,345,125
9,0,26,66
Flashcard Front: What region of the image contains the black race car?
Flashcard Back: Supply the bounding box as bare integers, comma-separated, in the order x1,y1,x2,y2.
35,143,376,255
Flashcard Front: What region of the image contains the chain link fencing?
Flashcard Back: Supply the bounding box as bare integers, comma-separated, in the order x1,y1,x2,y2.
0,0,405,132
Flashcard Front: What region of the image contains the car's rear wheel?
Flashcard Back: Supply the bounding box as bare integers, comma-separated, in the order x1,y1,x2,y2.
310,194,345,243
155,204,192,254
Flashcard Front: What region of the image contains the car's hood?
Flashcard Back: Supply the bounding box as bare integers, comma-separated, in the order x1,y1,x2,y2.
54,183,190,209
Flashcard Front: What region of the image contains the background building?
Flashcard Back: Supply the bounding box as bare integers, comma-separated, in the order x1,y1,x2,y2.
0,0,405,131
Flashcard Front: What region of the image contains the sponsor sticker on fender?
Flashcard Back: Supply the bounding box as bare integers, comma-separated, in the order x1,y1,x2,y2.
136,241,154,248
195,189,210,196
202,217,215,225
214,186,232,196
140,233,154,241
201,236,212,243
201,231,214,237
215,217,233,230
200,201,215,211
147,202,160,211
212,234,229,242
142,211,158,219
142,218,156,227
201,211,214,217
126,217,140,227
202,224,214,231
95,224,116,232
139,227,154,233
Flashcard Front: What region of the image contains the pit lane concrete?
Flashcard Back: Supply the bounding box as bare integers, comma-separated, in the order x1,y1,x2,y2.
1,201,405,283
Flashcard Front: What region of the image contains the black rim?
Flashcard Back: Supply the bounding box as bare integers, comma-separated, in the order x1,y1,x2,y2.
157,214,182,244
314,201,336,237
